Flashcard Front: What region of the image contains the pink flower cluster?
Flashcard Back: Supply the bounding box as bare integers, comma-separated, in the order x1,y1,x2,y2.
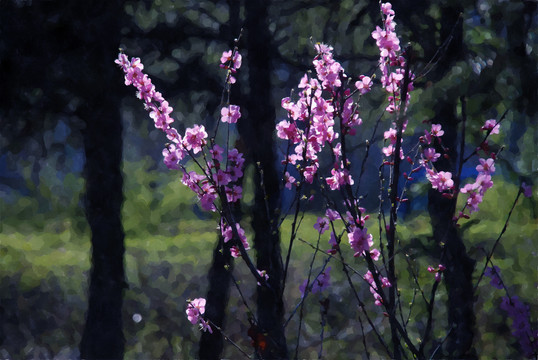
364,270,391,306
221,221,250,258
277,44,364,190
348,227,374,258
371,2,414,114
186,298,212,333
457,119,500,218
427,264,446,282
419,124,455,193
115,53,177,134
220,49,242,84
116,51,246,215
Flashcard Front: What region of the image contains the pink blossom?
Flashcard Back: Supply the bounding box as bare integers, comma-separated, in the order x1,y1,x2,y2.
466,191,483,213
422,130,433,145
183,125,208,154
123,57,144,86
328,231,338,251
222,223,250,258
381,2,395,16
220,105,241,124
382,144,395,157
220,50,242,71
209,144,224,162
314,217,329,234
166,128,181,144
284,171,296,190
384,128,397,143
276,120,298,141
199,318,213,333
476,158,495,174
370,248,381,261
348,227,373,257
257,269,269,286
325,208,340,221
475,173,493,193
326,167,354,190
213,169,231,186
429,171,454,192
460,183,477,194
423,148,440,162
355,75,372,94
162,144,185,170
364,270,390,306
427,264,446,282
481,119,500,134
199,191,218,212
303,164,318,184
186,298,206,325
431,124,444,137
136,74,155,104
114,53,130,70
225,185,242,202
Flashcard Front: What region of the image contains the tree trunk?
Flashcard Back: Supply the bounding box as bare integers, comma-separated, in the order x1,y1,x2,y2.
199,240,235,360
242,0,288,358
76,1,126,359
426,4,476,358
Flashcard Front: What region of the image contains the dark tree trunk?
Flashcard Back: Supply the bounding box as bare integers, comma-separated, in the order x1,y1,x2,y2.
76,1,126,359
242,0,288,358
427,103,476,359
426,4,476,359
199,240,235,360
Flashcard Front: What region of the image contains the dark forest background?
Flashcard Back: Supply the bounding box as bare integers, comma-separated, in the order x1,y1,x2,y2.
0,0,536,358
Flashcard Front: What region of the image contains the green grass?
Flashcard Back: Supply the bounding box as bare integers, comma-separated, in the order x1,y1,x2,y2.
0,159,536,358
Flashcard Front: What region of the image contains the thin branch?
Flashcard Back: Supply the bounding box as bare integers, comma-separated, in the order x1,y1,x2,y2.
473,188,522,292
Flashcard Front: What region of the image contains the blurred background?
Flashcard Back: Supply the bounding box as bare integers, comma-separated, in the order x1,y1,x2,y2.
0,0,536,358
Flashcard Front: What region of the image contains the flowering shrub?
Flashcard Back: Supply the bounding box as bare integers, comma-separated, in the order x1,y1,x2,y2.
116,1,536,358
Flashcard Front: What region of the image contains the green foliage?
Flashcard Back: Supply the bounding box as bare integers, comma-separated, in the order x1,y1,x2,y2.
1,153,536,358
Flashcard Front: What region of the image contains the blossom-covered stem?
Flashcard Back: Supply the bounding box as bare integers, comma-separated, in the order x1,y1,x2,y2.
462,109,508,164
281,98,315,297
219,192,270,288
386,49,412,360
473,189,522,292
337,87,359,221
